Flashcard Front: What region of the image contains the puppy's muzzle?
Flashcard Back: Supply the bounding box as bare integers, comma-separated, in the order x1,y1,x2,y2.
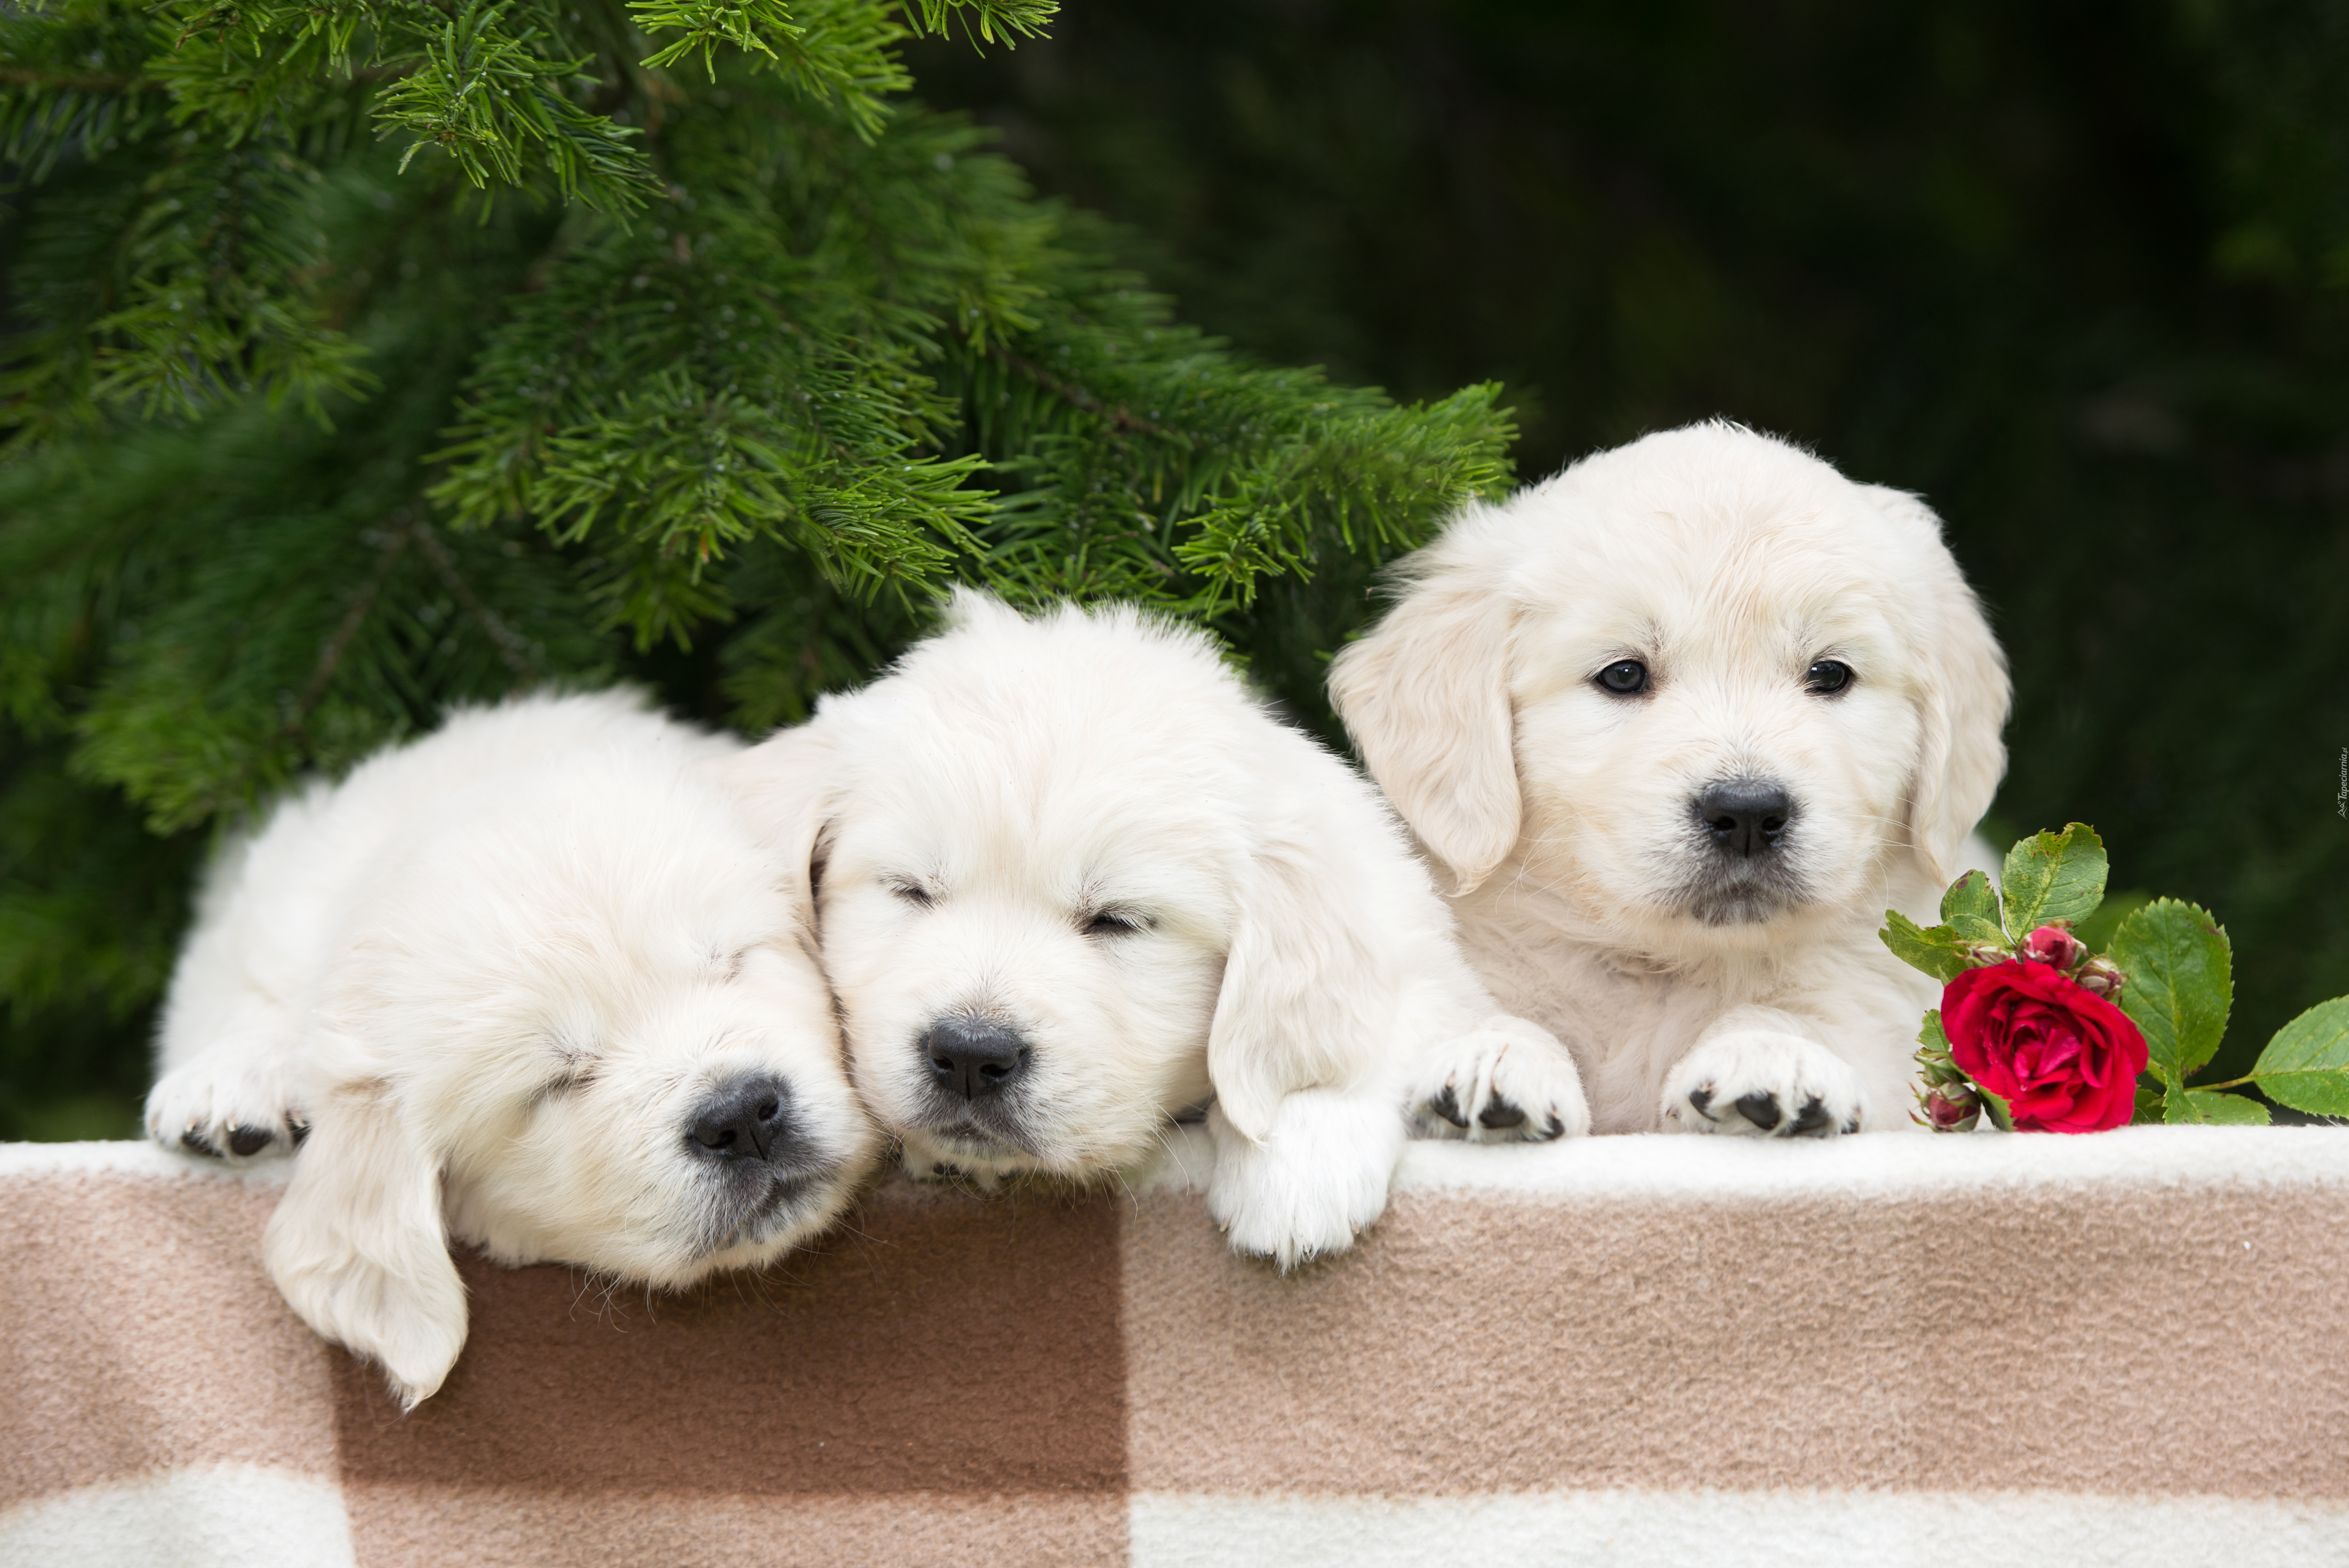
922,1017,1031,1101
1693,778,1794,859
1678,776,1808,925
686,1073,843,1252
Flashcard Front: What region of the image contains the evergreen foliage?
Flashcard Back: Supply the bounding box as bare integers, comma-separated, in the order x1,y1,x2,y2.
0,0,1515,1134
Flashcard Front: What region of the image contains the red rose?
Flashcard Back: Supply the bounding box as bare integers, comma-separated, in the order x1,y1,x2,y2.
1941,959,2149,1133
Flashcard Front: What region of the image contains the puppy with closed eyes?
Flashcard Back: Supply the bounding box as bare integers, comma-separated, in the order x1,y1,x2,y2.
1330,421,2009,1138
146,691,879,1406
720,593,1584,1269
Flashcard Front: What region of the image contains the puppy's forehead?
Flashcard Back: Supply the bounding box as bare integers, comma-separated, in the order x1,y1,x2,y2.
838,741,1236,873
1506,472,1920,668
825,679,1250,886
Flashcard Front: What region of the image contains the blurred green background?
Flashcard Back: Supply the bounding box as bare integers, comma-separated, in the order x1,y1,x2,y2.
5,0,2346,1136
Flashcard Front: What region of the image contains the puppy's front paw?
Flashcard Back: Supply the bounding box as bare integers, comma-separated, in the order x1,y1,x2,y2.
145,1055,309,1161
1411,1016,1591,1143
1207,1090,1404,1270
1661,1032,1866,1137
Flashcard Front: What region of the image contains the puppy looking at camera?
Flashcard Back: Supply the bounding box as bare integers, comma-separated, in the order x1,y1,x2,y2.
1330,421,2009,1137
721,593,1582,1268
146,692,879,1406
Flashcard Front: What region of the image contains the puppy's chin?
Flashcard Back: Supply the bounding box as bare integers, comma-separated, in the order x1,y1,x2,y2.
898,1125,1048,1189
1676,879,1805,929
893,1114,1174,1191
452,1149,867,1290
694,1163,850,1257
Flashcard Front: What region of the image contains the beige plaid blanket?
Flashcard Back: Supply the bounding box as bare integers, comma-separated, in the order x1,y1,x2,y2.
6,1129,2348,1566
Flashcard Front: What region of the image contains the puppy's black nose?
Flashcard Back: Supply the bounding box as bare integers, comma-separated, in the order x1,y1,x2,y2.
923,1018,1030,1101
1696,780,1794,858
687,1074,797,1162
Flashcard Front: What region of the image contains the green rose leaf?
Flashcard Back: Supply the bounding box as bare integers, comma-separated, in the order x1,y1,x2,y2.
1978,1086,2015,1132
2108,898,2232,1087
2130,1077,2167,1125
2164,1088,2271,1126
1949,912,2009,946
1882,910,1972,982
2001,822,2109,934
1940,869,2004,938
1917,1008,1953,1055
2248,998,2349,1117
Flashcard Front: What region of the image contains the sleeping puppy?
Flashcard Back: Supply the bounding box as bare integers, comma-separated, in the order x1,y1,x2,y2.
146,691,879,1406
1329,421,2009,1137
720,593,1585,1268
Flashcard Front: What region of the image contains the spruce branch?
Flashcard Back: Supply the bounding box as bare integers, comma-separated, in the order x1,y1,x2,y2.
407,516,537,675
0,1,170,177
899,0,1054,48
371,0,657,211
633,0,907,141
295,519,410,715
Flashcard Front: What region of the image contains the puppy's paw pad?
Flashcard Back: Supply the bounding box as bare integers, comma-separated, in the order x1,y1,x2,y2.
1410,1021,1590,1144
1663,1033,1865,1138
1476,1097,1530,1133
1425,1084,1471,1131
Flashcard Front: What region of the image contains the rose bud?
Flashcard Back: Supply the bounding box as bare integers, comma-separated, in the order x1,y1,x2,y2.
2075,957,2126,998
1918,1083,1981,1132
2020,924,2087,969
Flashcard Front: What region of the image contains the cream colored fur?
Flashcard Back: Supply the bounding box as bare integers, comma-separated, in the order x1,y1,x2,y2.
147,691,879,1406
722,593,1586,1269
1329,422,2010,1137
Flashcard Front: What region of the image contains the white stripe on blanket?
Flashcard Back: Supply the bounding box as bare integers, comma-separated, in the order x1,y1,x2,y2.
1128,1488,2349,1568
1129,1121,2349,1201
0,1139,289,1185
0,1463,356,1568
19,1123,2349,1202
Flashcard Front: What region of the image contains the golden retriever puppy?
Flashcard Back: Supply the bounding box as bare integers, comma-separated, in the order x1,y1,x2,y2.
1330,422,2009,1137
720,594,1584,1268
146,692,879,1406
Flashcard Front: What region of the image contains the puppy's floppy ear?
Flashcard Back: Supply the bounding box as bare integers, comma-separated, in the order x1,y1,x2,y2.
1865,486,2011,884
1205,837,1397,1144
1327,538,1520,895
706,720,839,938
262,1081,465,1410
1212,779,1447,1145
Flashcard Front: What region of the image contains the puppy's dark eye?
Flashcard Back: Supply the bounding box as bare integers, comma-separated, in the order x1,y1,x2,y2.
1595,659,1649,696
1805,660,1854,696
1081,909,1144,938
889,881,934,908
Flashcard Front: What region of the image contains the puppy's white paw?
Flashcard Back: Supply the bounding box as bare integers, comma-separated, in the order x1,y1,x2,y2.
1411,1015,1591,1143
1661,1031,1867,1137
145,1054,309,1161
1207,1090,1404,1270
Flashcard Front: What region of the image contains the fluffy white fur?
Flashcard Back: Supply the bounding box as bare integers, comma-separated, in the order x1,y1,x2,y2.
146,691,879,1406
721,593,1587,1269
1329,422,2010,1137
